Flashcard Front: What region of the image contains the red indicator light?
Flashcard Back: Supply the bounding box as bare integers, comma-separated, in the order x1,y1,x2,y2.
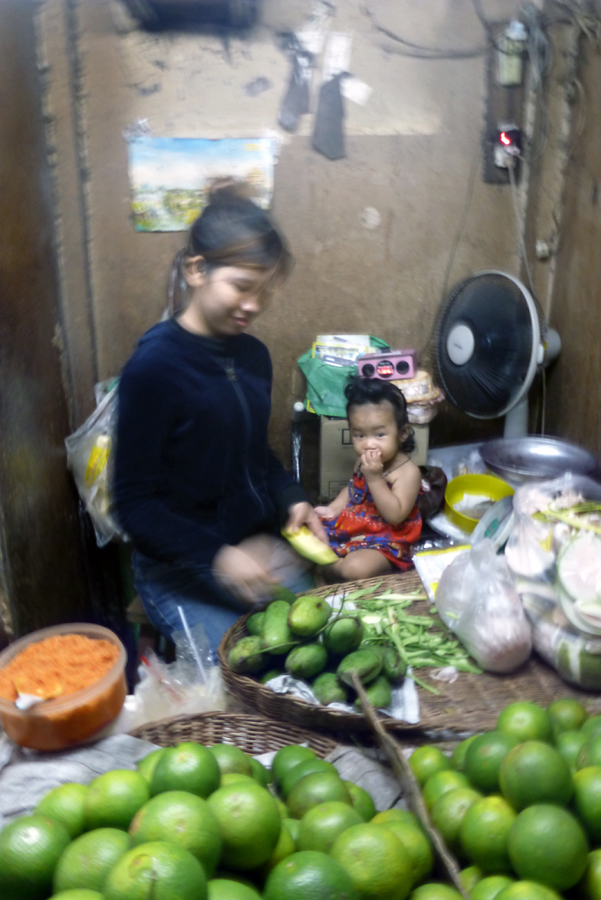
500,132,511,146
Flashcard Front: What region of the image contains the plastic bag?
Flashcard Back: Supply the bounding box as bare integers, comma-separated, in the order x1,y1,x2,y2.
297,337,389,417
128,623,226,729
65,384,125,547
504,473,601,583
435,539,532,673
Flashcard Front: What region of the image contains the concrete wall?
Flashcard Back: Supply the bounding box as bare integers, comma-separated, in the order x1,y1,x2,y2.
42,0,598,484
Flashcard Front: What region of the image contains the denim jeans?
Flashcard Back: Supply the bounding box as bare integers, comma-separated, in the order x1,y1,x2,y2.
133,538,315,659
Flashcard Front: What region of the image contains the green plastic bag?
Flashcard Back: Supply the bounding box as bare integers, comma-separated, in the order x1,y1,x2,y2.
297,337,389,417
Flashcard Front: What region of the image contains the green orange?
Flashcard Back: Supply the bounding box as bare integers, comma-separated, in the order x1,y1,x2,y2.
577,848,601,900
578,736,601,770
136,749,166,785
36,783,88,839
409,885,463,900
464,732,518,794
581,716,601,739
85,769,150,831
208,781,282,871
459,795,516,873
409,746,450,787
573,766,601,842
470,876,514,900
495,882,562,900
271,746,316,787
280,759,337,799
330,823,414,900
297,801,362,853
53,827,130,894
0,814,71,900
129,790,222,876
151,743,221,798
460,866,483,891
287,772,351,820
422,771,469,811
249,757,271,788
374,819,434,886
209,744,253,777
498,740,573,809
547,698,588,737
507,804,589,892
555,729,588,773
450,736,477,773
429,788,482,857
263,850,359,900
207,880,262,900
51,892,104,899
103,840,207,900
344,781,377,821
496,702,552,744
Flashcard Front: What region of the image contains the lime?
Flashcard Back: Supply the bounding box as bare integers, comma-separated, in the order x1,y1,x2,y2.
496,702,552,744
36,783,88,839
207,879,262,900
429,787,482,857
507,804,589,891
53,827,130,893
573,766,601,842
459,795,516,873
271,745,316,787
287,772,351,819
470,875,514,900
547,698,588,737
422,771,469,811
280,758,338,799
409,747,450,788
582,716,601,739
129,789,222,876
498,740,573,809
409,884,463,900
209,743,253,777
297,801,363,853
0,814,71,900
85,769,150,831
103,840,207,900
460,866,483,891
330,823,414,900
151,743,221,799
208,781,282,871
372,809,420,831
50,892,104,899
374,818,434,886
464,731,518,794
450,736,477,773
249,757,271,788
220,773,256,787
577,848,601,900
136,749,166,785
263,850,359,900
495,882,562,900
578,736,601,770
344,781,377,821
555,729,588,773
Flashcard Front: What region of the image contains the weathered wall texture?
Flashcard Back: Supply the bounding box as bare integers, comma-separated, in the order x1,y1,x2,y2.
543,26,601,458
0,0,91,636
41,0,538,463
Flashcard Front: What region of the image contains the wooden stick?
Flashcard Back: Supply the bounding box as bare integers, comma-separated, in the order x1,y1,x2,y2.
350,672,472,900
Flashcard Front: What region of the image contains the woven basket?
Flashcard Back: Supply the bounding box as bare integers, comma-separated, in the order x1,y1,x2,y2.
129,710,337,757
219,571,601,735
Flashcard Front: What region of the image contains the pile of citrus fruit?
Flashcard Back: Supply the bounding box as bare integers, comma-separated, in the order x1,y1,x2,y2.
0,736,443,900
410,697,601,900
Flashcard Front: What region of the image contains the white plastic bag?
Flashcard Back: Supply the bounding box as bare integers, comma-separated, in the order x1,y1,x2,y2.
65,384,125,546
435,539,532,673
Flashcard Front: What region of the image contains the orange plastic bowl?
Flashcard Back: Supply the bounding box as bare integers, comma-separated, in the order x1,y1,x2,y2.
0,622,127,751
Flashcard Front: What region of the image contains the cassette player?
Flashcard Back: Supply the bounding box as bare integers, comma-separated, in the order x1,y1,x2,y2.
358,350,418,381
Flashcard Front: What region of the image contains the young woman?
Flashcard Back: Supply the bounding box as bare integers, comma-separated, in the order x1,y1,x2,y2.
114,180,326,654
315,375,423,583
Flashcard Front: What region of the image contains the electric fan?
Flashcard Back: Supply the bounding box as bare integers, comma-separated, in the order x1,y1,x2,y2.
434,271,561,437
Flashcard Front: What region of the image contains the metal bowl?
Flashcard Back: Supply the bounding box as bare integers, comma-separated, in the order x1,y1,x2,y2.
479,437,600,486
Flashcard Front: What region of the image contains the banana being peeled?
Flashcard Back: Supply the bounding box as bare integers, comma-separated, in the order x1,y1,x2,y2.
281,525,338,565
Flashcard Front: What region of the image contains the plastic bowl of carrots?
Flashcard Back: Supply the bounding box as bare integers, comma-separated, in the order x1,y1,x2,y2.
0,622,127,751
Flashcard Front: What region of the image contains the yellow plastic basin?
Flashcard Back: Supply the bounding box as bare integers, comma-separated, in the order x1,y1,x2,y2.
444,474,514,534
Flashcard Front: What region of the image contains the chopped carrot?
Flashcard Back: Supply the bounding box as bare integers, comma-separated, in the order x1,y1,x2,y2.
0,634,119,701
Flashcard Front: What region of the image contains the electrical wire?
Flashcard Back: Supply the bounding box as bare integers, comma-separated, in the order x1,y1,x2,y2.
361,2,487,59
508,162,536,297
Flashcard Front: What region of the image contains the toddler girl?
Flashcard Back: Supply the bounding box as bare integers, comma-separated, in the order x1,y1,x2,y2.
315,375,422,582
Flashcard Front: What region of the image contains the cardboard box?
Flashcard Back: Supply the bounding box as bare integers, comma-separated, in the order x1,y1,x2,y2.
319,416,429,501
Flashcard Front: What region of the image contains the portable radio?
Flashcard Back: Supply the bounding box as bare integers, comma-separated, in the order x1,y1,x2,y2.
358,350,418,381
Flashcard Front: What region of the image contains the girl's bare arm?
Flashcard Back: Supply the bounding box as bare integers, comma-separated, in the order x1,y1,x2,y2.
364,458,421,525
